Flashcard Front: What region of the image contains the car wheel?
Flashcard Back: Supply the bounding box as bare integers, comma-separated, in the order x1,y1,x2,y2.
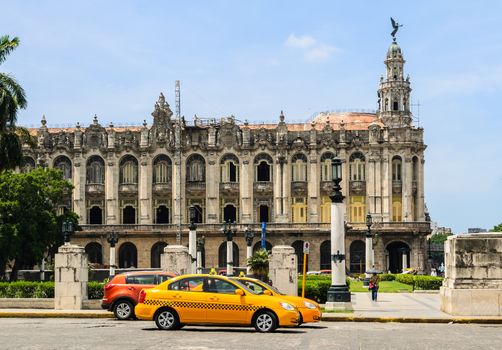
295,313,303,327
253,311,278,333
155,309,180,330
114,300,134,320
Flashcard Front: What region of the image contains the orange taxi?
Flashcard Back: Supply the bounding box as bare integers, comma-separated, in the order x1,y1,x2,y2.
134,274,300,332
231,276,321,325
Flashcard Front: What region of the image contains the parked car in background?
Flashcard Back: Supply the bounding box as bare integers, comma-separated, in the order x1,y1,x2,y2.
101,271,176,320
135,274,300,332
231,276,321,325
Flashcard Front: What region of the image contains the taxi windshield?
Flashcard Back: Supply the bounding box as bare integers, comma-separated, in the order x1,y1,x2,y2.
231,279,259,295
257,280,284,295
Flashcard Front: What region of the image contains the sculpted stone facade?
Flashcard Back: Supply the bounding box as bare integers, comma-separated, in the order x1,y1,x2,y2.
22,40,431,273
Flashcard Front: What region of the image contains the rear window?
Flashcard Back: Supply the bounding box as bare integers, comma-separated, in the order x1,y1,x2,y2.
126,275,156,285
157,275,172,284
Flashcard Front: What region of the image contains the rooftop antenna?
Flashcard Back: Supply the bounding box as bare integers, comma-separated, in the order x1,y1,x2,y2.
174,80,182,244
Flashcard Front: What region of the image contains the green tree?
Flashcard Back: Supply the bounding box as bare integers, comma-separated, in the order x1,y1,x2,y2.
429,232,451,244
0,168,77,280
247,249,269,282
0,35,28,172
493,223,502,232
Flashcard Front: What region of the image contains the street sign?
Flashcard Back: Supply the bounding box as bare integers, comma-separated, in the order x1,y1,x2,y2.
303,241,310,254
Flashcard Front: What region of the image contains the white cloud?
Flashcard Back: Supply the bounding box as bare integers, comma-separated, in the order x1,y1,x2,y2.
284,33,337,62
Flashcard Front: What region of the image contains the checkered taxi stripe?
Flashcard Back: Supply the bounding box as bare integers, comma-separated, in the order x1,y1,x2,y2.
144,299,263,311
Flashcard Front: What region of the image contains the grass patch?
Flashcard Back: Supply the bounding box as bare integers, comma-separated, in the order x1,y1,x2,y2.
320,307,354,313
349,280,413,293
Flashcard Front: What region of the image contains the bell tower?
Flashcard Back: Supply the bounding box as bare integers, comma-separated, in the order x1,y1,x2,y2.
377,36,412,128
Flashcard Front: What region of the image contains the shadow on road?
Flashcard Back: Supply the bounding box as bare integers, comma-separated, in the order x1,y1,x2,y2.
142,327,307,334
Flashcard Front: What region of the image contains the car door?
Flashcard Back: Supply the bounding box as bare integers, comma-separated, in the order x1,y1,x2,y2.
125,274,157,302
205,277,249,324
167,276,206,322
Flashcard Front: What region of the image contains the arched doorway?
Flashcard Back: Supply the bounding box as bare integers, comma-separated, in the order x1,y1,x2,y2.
122,206,136,224
85,242,103,265
320,240,331,270
218,241,240,268
253,240,272,254
349,240,366,274
151,242,167,268
89,206,103,225
292,240,308,273
156,205,169,224
119,242,137,268
223,204,237,223
386,241,411,273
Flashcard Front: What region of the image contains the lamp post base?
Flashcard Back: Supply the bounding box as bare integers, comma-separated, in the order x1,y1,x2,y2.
326,284,351,303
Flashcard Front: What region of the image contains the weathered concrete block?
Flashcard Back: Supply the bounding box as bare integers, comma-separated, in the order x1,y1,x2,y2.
269,246,297,296
54,244,88,310
161,245,191,275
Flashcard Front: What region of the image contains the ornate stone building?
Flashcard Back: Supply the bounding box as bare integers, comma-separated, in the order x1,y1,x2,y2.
22,39,430,273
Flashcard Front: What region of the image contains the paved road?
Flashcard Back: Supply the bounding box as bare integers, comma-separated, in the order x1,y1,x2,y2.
1,318,501,350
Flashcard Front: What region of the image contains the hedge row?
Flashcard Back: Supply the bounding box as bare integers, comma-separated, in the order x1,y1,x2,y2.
0,282,105,299
297,277,350,303
393,275,443,290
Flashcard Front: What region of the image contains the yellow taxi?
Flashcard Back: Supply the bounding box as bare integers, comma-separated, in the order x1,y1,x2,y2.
134,274,300,332
231,276,321,325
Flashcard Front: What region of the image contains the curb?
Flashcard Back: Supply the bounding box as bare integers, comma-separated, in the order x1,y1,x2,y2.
321,315,502,324
0,312,113,319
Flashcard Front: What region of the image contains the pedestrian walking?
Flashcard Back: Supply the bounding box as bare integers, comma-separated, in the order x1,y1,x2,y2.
369,272,380,301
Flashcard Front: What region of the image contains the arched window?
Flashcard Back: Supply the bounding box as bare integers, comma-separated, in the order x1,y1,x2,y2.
412,156,419,182
223,204,237,223
349,152,365,181
156,205,170,224
384,98,389,111
392,156,402,181
292,240,308,273
220,154,239,183
186,154,205,182
254,153,273,182
120,155,138,184
54,156,72,180
386,241,411,273
89,206,103,224
85,242,103,265
153,155,172,183
393,100,399,111
86,156,105,184
291,197,307,223
122,205,136,224
151,242,167,268
392,196,402,222
291,153,308,181
21,157,36,173
349,240,366,273
320,152,334,181
320,240,331,270
218,241,240,268
119,242,137,268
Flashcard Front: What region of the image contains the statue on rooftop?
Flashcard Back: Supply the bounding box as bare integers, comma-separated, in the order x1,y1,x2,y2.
390,17,403,41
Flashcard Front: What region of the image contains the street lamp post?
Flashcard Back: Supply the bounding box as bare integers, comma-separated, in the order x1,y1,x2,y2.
222,221,237,276
62,219,74,245
196,235,205,273
188,206,197,273
244,227,254,275
363,214,373,287
107,232,119,277
326,156,352,309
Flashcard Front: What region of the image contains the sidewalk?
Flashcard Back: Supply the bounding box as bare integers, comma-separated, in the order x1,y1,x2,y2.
322,292,502,324
1,293,502,323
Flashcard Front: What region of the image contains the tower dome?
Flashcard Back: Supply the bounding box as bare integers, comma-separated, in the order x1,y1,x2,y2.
387,41,402,59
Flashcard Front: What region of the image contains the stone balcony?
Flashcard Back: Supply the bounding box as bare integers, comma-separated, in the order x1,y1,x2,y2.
320,181,333,194
186,181,206,196
291,181,308,196
253,181,273,194
219,182,240,196
392,180,402,194
119,184,138,194
153,182,172,194
85,183,105,195
349,180,366,194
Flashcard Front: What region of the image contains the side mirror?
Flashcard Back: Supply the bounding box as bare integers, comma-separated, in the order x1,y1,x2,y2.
263,290,272,296
235,289,244,296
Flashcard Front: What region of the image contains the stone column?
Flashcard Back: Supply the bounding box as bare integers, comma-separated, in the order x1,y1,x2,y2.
418,158,425,220
381,150,391,221
269,246,297,296
367,156,376,215
365,235,374,273
138,154,152,224
403,156,413,222
54,244,88,310
240,157,253,224
402,250,408,271
72,156,86,224
161,245,191,275
308,152,318,223
105,154,119,224
206,156,219,224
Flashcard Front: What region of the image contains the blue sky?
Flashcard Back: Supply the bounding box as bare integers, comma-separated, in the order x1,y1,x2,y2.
2,1,502,233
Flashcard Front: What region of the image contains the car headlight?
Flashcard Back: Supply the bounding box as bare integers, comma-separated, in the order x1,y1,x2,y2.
280,302,295,311
303,301,317,309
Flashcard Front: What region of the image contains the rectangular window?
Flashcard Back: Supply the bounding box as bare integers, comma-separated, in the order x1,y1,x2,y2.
291,197,307,223
349,196,366,222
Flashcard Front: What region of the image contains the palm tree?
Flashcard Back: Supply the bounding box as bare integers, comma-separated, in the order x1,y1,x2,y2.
0,35,28,171
247,249,270,282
